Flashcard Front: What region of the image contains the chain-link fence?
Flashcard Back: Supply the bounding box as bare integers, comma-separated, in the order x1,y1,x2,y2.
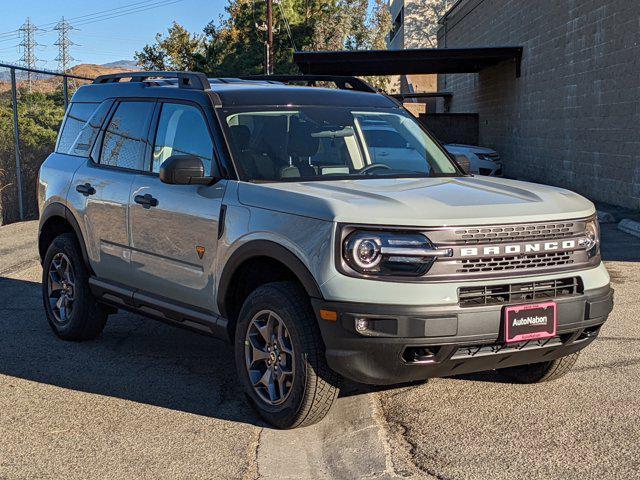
0,63,92,225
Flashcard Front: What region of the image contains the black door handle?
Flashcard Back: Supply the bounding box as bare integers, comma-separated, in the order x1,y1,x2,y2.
134,193,159,209
76,183,96,196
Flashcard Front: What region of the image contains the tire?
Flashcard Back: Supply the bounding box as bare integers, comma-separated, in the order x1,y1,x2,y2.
235,281,340,429
42,233,108,341
498,352,580,383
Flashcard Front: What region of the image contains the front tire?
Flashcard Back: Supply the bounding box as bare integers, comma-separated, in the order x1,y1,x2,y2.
498,352,580,383
235,282,340,429
42,233,108,341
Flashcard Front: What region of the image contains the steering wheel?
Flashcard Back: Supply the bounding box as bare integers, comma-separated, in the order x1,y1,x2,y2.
359,163,392,175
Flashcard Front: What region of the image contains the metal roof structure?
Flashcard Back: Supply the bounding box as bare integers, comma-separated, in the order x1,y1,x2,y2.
294,47,524,77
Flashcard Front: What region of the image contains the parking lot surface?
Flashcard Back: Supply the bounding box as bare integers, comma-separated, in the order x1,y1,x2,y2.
0,221,638,479
380,226,640,480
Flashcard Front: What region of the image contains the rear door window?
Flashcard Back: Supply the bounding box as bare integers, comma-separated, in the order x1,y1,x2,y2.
56,102,108,157
100,101,155,171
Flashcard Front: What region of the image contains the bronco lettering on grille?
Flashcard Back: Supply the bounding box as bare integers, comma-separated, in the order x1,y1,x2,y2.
459,240,577,257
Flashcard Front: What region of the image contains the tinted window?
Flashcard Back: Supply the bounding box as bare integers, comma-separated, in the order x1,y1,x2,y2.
100,101,154,170
56,102,101,156
363,129,408,148
223,107,458,181
152,103,215,175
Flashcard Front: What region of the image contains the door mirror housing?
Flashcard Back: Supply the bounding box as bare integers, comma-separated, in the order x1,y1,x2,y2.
159,155,215,185
453,154,471,175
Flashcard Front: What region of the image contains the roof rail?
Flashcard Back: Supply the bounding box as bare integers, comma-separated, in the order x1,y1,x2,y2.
241,75,377,93
93,71,211,90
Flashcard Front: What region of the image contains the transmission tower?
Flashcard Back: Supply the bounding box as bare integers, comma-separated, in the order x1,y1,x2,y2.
54,17,76,73
18,17,39,87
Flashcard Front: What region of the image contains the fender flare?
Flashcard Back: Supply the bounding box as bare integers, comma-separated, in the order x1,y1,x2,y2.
39,202,91,270
217,240,323,318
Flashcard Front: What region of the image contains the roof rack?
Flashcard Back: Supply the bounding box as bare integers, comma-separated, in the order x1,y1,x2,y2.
241,75,377,93
93,71,211,90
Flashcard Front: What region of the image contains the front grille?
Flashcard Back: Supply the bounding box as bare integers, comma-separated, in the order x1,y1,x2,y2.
458,251,574,273
452,222,576,245
458,277,583,307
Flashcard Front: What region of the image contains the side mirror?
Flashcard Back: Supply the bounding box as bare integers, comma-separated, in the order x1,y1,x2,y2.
159,155,213,185
454,154,471,175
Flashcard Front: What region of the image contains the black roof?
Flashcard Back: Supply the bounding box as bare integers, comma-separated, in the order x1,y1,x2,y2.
72,74,397,109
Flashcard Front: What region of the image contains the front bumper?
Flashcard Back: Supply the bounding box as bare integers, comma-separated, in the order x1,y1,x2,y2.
312,285,613,385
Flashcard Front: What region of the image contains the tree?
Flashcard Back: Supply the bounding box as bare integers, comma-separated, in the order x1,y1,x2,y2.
404,0,453,49
135,22,203,71
136,0,392,80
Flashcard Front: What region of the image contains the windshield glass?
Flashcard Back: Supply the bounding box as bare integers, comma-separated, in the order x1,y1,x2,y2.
221,106,459,181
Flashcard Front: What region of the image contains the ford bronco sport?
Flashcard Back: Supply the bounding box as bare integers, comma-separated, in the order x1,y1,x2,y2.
38,71,613,429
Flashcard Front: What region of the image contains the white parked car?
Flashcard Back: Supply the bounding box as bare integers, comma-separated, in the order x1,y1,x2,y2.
444,144,503,176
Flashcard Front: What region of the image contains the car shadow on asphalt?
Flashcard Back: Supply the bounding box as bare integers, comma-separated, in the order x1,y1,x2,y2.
0,276,265,426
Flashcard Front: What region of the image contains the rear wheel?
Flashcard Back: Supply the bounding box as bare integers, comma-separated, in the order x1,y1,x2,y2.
235,281,340,429
42,233,108,341
498,352,580,383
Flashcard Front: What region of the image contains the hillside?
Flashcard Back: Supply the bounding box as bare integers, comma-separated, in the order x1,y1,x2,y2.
67,63,133,79
0,63,137,94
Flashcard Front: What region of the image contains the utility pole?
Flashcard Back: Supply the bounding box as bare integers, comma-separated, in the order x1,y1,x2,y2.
266,0,274,74
54,17,76,73
18,17,38,89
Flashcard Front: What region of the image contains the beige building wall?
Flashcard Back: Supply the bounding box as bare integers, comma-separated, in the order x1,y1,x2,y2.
437,0,640,209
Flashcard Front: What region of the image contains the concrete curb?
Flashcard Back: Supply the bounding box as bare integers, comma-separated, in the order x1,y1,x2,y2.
256,394,399,479
617,219,640,238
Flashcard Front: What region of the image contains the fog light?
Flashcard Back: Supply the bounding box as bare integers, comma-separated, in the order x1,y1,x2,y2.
355,318,369,333
353,317,398,337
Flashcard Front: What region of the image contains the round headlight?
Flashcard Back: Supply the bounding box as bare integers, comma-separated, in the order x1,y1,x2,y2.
341,229,441,277
349,237,382,270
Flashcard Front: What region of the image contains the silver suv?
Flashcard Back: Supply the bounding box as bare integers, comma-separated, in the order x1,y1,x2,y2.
38,72,613,428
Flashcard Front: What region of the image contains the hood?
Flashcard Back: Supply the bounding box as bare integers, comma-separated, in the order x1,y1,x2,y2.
237,176,595,227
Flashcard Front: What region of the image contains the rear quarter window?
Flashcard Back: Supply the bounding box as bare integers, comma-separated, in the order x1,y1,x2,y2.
56,101,112,157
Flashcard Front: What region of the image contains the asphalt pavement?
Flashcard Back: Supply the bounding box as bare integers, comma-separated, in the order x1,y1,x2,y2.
0,220,638,479
379,224,640,480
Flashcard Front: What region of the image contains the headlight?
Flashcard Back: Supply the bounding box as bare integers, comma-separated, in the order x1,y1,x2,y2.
582,216,600,258
340,228,452,278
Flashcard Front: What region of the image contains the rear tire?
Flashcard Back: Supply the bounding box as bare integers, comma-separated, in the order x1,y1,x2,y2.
42,233,108,341
235,281,340,429
498,352,580,383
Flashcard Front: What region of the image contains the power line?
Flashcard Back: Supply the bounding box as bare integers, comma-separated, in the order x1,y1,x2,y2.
2,0,188,71
0,0,184,41
72,0,185,28
0,1,159,37
38,0,171,29
276,0,296,51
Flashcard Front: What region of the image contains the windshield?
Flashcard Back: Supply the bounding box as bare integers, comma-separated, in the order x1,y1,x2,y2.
221,106,460,181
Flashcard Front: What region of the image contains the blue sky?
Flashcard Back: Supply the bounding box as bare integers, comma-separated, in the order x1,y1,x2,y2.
0,0,228,70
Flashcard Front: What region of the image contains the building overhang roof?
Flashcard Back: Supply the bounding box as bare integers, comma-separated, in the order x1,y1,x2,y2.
294,47,523,77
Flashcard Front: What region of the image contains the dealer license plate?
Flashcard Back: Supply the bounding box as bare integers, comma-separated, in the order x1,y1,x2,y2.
504,301,557,343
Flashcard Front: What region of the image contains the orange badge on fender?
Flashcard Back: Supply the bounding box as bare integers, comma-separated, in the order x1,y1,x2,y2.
196,246,205,259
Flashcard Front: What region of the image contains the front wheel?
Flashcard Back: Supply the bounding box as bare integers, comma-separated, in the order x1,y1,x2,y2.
42,233,108,341
498,352,581,383
235,282,340,429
